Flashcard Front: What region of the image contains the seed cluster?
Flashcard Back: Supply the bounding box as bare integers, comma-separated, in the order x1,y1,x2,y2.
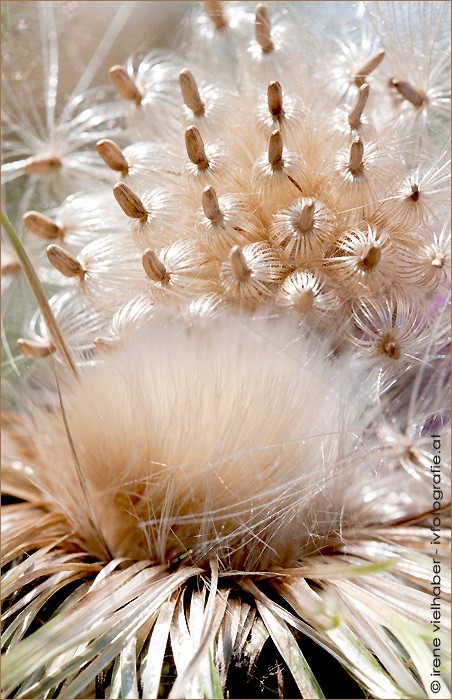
6,1,450,392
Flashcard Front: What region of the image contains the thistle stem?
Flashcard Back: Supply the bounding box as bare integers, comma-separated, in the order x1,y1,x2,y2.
1,210,78,378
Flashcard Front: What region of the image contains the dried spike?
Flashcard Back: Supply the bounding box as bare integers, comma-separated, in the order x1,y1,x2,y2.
267,81,283,117
391,79,426,108
94,336,122,352
142,249,168,282
268,130,284,168
348,137,364,173
23,156,62,175
230,245,250,282
202,186,222,222
179,70,205,117
361,245,381,270
354,50,385,86
255,5,274,53
185,126,209,170
22,211,63,241
96,140,129,174
17,338,54,359
46,244,85,279
109,65,142,105
1,253,21,276
113,182,147,220
348,84,370,128
204,0,228,30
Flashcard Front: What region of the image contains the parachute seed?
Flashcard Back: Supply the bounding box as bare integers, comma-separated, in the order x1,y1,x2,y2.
109,65,142,105
354,50,385,87
204,0,228,30
296,288,315,313
267,81,283,117
185,126,209,170
410,184,420,202
255,5,274,53
22,211,63,241
390,79,427,108
348,136,364,173
268,129,284,168
202,186,222,222
113,183,147,220
96,140,129,174
360,245,381,270
142,249,168,282
230,245,250,282
381,338,401,360
297,199,315,232
17,338,54,359
1,253,21,276
179,70,205,117
46,244,85,279
348,84,370,128
23,156,62,175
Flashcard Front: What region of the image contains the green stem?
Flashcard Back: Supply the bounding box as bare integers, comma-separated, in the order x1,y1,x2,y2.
2,210,112,559
1,209,78,378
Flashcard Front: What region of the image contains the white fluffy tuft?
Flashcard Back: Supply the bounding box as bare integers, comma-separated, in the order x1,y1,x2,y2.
26,312,377,571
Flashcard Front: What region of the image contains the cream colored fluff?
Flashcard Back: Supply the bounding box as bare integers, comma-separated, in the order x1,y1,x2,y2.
28,312,375,571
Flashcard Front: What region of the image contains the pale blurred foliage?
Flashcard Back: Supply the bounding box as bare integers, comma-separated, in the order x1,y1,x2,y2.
2,1,190,106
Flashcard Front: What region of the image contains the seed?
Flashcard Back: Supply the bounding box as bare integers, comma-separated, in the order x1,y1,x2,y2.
47,245,85,279
179,70,205,117
22,211,63,240
255,5,274,53
109,65,142,105
113,183,147,220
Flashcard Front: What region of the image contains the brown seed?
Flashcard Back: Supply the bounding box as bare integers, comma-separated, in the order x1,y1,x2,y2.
179,70,205,117
1,253,21,276
354,50,385,87
230,245,250,282
109,65,142,105
268,130,284,168
22,211,63,241
267,81,283,117
96,140,129,174
185,126,209,170
204,0,228,30
348,136,364,173
113,182,147,220
391,79,426,108
23,156,62,175
47,244,85,279
202,186,222,222
296,288,315,314
360,245,381,270
17,338,54,358
255,5,274,53
382,338,401,360
297,199,315,232
142,249,168,282
410,184,420,202
348,83,370,128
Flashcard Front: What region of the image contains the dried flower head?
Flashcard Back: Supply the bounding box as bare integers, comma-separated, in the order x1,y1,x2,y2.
1,2,450,699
